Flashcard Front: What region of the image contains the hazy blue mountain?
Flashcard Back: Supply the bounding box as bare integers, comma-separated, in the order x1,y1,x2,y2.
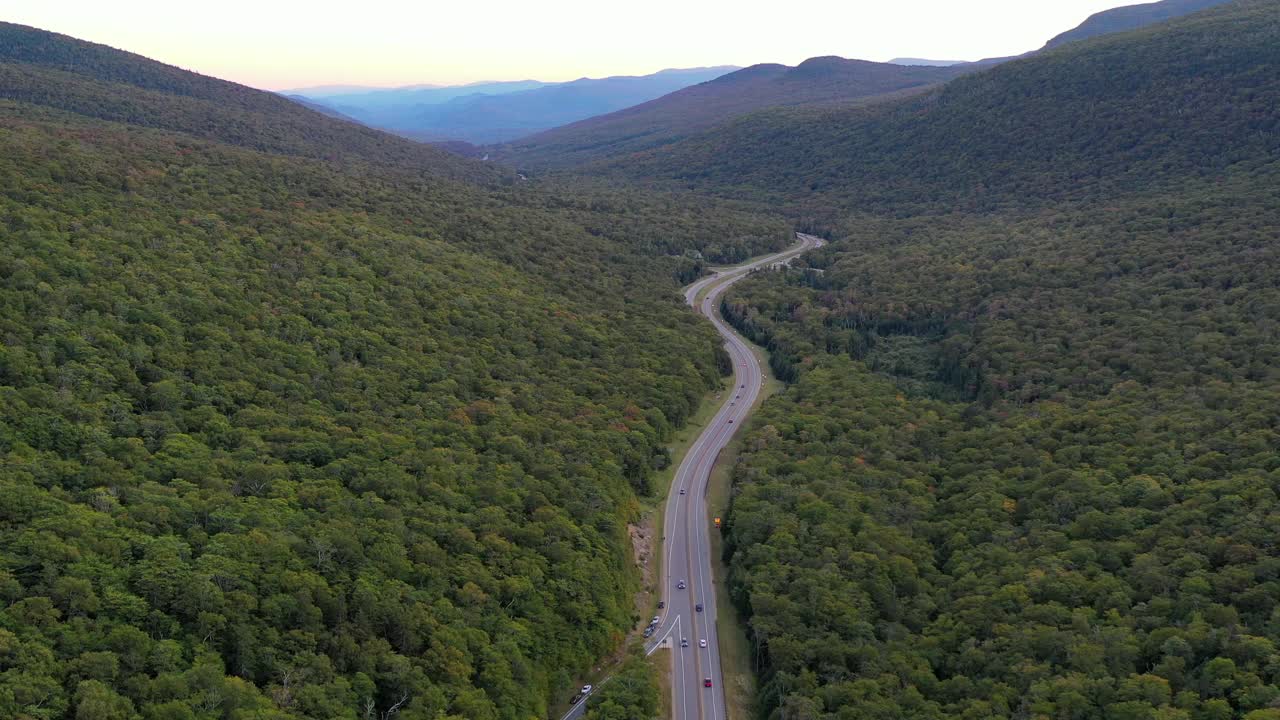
277,83,410,96
283,93,362,122
888,57,966,66
1043,0,1235,48
297,67,737,144
308,80,551,113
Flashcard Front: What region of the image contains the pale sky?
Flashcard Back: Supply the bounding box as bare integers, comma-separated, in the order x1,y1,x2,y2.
7,0,1140,90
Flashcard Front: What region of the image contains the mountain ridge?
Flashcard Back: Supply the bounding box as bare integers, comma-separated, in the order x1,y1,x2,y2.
583,0,1280,214
298,66,739,144
498,57,970,170
1044,0,1236,48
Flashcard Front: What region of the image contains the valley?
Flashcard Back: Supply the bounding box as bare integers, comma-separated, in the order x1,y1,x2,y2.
2,1,1278,719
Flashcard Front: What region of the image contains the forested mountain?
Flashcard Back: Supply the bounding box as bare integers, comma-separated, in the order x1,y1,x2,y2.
588,0,1278,214
0,23,501,184
296,68,738,144
1044,0,1236,49
0,22,790,720
690,1,1280,718
498,58,967,171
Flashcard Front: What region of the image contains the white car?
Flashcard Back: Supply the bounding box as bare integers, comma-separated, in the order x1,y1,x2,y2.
700,639,707,648
582,685,593,695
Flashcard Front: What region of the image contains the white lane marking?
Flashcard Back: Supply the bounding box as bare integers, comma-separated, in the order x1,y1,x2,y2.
667,235,819,720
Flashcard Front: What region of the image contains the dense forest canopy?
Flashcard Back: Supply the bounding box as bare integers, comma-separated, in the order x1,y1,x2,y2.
706,2,1280,719
5,1,1280,719
0,22,791,720
581,0,1279,217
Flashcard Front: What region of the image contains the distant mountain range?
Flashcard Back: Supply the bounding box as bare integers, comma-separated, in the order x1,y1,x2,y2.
283,94,361,122
888,58,967,66
583,0,1277,211
304,80,550,113
497,0,1241,171
498,58,971,169
289,68,737,144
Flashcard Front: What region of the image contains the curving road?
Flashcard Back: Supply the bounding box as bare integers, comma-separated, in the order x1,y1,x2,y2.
560,233,823,720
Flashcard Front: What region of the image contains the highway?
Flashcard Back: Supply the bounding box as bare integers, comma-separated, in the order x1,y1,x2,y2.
560,233,823,720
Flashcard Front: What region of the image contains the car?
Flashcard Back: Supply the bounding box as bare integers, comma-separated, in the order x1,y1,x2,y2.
730,402,735,406
696,603,703,612
571,693,582,704
652,616,660,625
643,627,654,638
679,489,685,495
681,638,689,647
741,384,745,388
704,678,713,688
658,601,665,609
582,685,593,694
728,419,733,424
677,580,686,589
700,639,707,648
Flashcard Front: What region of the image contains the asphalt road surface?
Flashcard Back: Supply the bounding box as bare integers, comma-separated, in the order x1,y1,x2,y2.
560,233,823,720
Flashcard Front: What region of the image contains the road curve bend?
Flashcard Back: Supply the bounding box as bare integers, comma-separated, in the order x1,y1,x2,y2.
561,233,824,720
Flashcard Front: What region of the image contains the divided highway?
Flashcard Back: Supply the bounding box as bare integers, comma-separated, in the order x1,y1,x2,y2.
561,233,823,720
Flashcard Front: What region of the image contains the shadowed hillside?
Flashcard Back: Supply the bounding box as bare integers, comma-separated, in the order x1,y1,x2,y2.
597,0,1278,214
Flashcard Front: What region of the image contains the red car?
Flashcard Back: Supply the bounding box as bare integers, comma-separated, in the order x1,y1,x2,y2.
704,678,713,688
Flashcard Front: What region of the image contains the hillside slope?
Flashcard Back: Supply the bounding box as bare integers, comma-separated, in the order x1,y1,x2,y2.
0,22,789,720
0,23,500,184
1045,0,1236,48
662,2,1280,719
601,0,1278,214
499,57,967,170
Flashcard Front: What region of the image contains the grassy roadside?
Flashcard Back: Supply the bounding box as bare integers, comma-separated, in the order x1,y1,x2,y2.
549,261,790,719
551,337,735,718
544,365,733,720
641,368,733,593
706,308,786,720
652,649,674,720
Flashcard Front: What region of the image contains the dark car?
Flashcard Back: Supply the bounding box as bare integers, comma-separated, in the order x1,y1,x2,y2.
677,580,686,589
571,693,582,704
658,601,665,609
696,603,703,612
